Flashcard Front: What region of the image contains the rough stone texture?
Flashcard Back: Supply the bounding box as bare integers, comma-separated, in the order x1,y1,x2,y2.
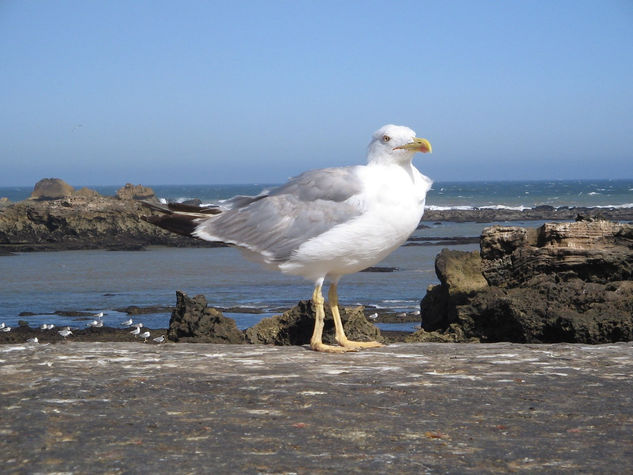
168,291,245,343
1,342,632,473
0,197,10,209
28,178,74,200
0,190,222,252
72,186,101,199
421,220,633,343
245,299,383,345
116,182,157,201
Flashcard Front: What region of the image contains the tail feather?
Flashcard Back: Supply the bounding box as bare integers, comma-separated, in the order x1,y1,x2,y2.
141,201,221,239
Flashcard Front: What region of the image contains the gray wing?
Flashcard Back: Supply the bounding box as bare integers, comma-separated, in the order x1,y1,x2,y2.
195,166,364,262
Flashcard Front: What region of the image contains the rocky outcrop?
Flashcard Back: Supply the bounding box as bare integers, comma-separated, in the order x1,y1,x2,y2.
29,178,74,200
421,206,633,223
168,291,245,343
420,220,633,343
116,183,156,201
245,300,383,346
0,180,223,251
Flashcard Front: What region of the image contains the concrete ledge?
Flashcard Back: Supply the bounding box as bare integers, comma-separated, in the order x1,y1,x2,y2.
1,342,632,473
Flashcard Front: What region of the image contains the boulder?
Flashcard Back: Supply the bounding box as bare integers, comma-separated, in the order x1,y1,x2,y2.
116,183,156,201
168,291,245,343
72,187,101,199
0,197,10,209
420,220,633,343
29,178,74,200
245,300,383,346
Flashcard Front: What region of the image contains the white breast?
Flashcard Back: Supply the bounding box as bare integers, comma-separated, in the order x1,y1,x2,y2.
280,162,432,281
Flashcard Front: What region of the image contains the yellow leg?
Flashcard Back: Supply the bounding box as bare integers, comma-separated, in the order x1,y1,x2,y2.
329,283,384,350
310,283,356,353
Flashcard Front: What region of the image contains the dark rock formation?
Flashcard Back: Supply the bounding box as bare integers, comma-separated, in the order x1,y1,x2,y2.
245,300,383,346
420,220,633,343
0,181,224,252
168,291,245,343
29,178,74,200
421,206,633,223
116,183,156,201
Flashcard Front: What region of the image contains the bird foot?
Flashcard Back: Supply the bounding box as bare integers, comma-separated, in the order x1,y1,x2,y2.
310,342,358,353
337,339,385,350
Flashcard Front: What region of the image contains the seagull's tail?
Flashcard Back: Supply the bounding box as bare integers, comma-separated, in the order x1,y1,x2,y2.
141,201,221,238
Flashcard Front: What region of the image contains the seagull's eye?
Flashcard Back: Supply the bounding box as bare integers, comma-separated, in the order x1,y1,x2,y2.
383,135,391,142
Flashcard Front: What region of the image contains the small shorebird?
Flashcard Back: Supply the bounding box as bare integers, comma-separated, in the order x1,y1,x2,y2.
58,329,73,339
130,327,141,336
120,318,133,326
27,337,39,344
153,335,165,344
87,320,103,328
139,331,151,342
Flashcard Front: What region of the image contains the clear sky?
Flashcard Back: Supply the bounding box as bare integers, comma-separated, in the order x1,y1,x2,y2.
1,0,632,186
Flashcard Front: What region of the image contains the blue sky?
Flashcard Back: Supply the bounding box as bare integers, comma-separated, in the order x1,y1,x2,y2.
1,0,632,186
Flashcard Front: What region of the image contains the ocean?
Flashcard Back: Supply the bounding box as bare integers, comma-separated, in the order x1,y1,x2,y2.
1,180,632,332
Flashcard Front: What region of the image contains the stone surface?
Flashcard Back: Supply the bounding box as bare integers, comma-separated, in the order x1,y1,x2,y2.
245,299,383,345
0,342,631,473
168,291,245,343
29,178,74,200
116,183,156,201
421,220,633,343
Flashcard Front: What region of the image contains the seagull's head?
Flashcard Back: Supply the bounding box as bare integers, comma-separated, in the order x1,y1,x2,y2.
367,124,432,165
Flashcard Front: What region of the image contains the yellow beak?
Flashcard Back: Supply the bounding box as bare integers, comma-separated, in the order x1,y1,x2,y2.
394,137,432,154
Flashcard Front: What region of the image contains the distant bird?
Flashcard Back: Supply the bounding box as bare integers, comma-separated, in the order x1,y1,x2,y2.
120,318,133,326
368,312,378,320
58,329,73,338
0,322,5,329
2,326,11,333
130,327,141,336
131,322,144,329
144,124,433,352
87,320,103,328
27,337,39,344
40,324,48,330
139,331,151,342
45,324,55,330
153,335,165,344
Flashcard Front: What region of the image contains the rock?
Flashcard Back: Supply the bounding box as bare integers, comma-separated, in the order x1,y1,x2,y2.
420,220,633,343
72,187,101,199
168,291,245,343
116,183,156,201
29,178,74,200
245,300,382,346
420,249,487,330
0,197,10,209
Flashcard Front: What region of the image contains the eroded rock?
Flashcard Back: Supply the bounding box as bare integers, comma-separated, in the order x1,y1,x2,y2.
245,300,382,346
420,220,633,343
168,291,245,343
29,178,74,200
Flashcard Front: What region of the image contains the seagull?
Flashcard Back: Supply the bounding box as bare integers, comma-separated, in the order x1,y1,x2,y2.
58,329,73,338
27,337,39,344
87,320,103,328
40,324,48,330
153,335,165,344
120,318,133,327
2,326,11,332
368,312,379,320
131,322,144,329
0,322,5,329
95,312,104,318
130,327,141,336
46,324,55,330
139,331,151,342
144,124,432,352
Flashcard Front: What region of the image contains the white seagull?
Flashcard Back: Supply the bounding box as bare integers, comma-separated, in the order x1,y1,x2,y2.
144,124,432,352
130,327,141,336
0,322,5,329
139,331,151,342
27,337,39,344
153,335,165,344
58,329,73,338
2,326,12,333
131,322,144,329
120,318,133,327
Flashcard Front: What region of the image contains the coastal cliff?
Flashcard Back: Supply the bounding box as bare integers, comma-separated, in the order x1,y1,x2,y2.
416,219,633,343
